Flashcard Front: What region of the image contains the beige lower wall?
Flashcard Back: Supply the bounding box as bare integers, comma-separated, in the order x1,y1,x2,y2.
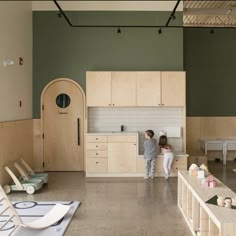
1,117,234,185
186,117,236,160
0,119,33,185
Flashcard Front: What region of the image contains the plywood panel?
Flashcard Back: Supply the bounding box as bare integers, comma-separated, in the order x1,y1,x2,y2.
136,72,161,106
0,120,33,185
86,72,111,106
87,150,108,158
86,158,108,172
161,71,185,106
107,135,136,143
86,135,107,143
86,143,108,150
111,72,136,106
108,143,136,172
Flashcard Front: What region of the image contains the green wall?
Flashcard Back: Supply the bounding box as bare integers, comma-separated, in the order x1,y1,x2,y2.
184,28,236,116
33,11,183,118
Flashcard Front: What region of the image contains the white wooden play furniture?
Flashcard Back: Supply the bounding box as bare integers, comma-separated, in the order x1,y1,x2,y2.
178,170,236,236
20,159,48,183
200,139,236,165
0,185,70,235
14,162,48,184
3,166,43,195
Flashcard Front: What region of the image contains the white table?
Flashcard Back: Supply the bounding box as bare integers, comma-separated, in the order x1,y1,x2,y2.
199,139,236,165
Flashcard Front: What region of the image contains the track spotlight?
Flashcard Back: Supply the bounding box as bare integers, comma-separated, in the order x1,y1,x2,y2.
210,29,214,35
171,14,176,20
158,28,162,34
117,27,121,34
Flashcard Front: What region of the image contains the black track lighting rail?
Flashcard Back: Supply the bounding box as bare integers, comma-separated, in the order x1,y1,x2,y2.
165,0,181,27
53,0,236,30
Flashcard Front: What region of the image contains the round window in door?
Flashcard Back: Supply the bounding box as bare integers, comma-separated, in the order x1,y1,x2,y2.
56,93,71,108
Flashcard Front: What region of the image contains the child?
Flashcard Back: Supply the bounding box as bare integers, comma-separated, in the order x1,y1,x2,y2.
144,130,157,180
159,135,174,180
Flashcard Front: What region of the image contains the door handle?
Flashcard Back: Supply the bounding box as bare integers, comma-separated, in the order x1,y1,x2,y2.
77,118,80,146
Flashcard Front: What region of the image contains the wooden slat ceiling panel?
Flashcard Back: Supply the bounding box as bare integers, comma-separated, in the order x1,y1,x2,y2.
183,1,236,27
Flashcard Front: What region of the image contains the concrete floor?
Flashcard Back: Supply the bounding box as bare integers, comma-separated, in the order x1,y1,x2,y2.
8,161,236,236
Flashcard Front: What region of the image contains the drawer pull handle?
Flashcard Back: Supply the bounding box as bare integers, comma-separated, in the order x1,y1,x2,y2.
96,153,98,155
96,146,98,147
96,138,98,140
96,162,98,164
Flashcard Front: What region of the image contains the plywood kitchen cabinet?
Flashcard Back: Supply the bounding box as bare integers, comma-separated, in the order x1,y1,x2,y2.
108,142,137,173
161,71,185,107
111,72,137,106
86,134,138,176
86,72,112,106
86,71,186,107
136,72,161,106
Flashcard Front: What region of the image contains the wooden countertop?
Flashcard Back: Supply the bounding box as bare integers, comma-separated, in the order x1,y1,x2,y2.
85,132,139,136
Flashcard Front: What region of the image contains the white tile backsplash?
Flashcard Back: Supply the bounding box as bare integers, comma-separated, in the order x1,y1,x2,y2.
88,107,184,154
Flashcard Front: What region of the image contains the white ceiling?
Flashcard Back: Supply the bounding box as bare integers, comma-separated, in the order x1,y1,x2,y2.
32,1,183,11
32,1,236,27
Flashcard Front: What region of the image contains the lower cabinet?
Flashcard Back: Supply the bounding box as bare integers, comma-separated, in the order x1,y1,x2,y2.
85,134,187,176
137,156,187,177
108,143,137,173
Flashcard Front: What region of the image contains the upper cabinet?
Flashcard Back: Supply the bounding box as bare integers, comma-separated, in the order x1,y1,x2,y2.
86,71,186,107
161,72,186,107
136,72,161,106
86,72,111,106
112,72,136,106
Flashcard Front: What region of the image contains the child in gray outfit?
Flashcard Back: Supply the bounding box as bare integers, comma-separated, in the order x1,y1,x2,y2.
144,130,157,179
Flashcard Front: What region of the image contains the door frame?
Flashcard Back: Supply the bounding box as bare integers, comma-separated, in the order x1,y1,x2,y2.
40,78,87,171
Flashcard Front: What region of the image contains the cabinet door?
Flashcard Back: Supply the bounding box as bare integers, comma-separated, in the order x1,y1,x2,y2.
111,72,136,106
86,72,112,106
161,72,185,106
108,143,137,172
136,72,161,106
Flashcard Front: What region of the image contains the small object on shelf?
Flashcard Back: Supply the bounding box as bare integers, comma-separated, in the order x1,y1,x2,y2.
209,180,217,188
217,200,225,207
197,170,205,179
225,199,232,208
207,174,214,181
189,163,199,176
204,179,217,188
232,197,236,206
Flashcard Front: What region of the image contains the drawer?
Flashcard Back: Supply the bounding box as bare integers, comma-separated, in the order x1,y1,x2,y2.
86,158,108,173
108,135,137,143
87,150,108,158
86,135,107,143
86,143,107,150
171,165,187,172
173,157,187,165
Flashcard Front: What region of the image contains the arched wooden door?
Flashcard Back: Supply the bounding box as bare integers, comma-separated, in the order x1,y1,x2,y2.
41,79,85,171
